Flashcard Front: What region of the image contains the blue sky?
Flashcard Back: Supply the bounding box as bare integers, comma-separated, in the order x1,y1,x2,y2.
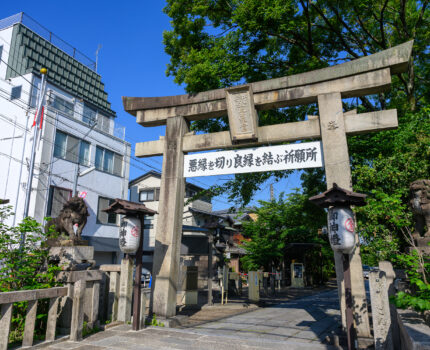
0,1,302,210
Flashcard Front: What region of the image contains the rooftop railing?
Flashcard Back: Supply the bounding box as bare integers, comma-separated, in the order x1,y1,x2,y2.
0,12,97,71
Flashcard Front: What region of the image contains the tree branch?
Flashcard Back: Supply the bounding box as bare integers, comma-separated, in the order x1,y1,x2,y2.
311,4,359,58
379,0,389,49
299,0,314,55
413,0,429,38
329,4,369,56
399,0,411,38
359,95,377,111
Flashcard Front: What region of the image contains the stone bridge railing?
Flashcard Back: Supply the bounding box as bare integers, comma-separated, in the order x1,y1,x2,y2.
0,284,82,350
0,261,136,349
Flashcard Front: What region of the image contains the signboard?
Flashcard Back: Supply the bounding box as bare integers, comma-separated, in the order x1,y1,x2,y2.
225,85,259,143
184,141,323,177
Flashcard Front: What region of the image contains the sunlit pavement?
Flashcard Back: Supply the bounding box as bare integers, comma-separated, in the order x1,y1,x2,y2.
44,289,341,349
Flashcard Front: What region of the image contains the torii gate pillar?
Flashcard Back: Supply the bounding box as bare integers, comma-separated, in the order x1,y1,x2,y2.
151,116,189,318
318,92,371,337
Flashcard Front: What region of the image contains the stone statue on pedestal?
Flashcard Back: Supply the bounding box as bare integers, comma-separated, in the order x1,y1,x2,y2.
409,179,430,256
45,196,89,243
409,180,430,239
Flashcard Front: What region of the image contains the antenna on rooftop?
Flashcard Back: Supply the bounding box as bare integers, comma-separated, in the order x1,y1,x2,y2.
95,44,102,72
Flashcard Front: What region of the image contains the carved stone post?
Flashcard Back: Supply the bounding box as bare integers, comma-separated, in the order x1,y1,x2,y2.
117,257,133,322
318,92,371,338
151,115,189,319
369,269,393,350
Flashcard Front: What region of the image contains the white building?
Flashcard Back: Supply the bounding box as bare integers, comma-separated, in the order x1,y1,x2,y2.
129,171,221,275
0,13,131,264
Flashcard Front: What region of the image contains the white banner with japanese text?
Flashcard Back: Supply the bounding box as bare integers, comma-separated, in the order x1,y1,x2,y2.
184,141,323,177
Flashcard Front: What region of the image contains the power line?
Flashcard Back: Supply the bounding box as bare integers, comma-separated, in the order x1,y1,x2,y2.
0,45,235,205
0,94,157,175
0,49,168,174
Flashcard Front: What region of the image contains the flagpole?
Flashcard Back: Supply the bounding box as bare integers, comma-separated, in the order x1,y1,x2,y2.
21,68,47,247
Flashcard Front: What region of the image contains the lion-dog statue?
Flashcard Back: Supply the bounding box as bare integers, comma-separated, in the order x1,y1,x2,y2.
45,196,89,242
409,179,430,239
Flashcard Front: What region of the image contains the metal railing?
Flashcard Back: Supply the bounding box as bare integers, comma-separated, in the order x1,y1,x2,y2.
0,12,96,71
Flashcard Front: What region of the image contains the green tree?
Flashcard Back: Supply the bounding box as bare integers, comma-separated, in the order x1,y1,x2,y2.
240,191,330,274
353,107,430,264
0,205,61,343
163,0,430,263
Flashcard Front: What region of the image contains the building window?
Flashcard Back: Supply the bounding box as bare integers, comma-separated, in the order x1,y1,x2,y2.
54,130,90,165
11,86,22,100
186,189,196,198
83,104,97,125
96,114,111,133
143,224,153,229
95,146,122,176
79,140,90,166
51,95,74,117
97,197,117,225
139,190,154,202
46,186,72,218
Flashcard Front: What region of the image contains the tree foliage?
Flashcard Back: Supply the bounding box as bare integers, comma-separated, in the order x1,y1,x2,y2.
163,0,430,263
0,205,61,344
240,191,331,274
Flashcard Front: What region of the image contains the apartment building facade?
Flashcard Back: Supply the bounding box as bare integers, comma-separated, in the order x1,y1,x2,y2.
0,13,130,264
129,171,229,288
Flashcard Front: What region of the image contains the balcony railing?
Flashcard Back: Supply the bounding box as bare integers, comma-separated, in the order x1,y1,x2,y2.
0,12,96,71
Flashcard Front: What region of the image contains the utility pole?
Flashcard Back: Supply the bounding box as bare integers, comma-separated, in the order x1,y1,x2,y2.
73,166,96,196
270,183,274,201
22,68,47,239
72,121,97,196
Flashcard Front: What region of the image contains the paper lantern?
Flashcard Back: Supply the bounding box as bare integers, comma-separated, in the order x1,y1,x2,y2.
327,207,356,254
119,216,141,254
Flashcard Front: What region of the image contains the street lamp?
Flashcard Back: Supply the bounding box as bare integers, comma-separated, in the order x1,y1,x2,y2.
309,183,367,350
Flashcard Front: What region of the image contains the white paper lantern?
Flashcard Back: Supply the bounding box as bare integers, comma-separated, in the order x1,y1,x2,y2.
327,207,356,254
119,216,141,254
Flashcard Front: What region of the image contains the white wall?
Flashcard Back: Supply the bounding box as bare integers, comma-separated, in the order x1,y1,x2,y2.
0,25,131,240
129,174,213,252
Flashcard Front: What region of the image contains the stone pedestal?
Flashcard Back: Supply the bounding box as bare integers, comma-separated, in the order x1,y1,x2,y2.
415,237,430,255
49,245,95,271
50,246,101,334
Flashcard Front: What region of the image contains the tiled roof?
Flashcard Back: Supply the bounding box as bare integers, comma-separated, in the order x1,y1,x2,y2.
6,24,115,117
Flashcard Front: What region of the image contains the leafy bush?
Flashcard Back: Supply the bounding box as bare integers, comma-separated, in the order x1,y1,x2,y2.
391,235,430,314
0,205,62,344
145,314,165,327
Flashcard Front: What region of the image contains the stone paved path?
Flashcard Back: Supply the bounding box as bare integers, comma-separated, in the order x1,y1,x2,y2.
44,289,341,350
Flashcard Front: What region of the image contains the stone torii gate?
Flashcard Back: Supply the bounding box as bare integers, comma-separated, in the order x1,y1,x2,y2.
123,41,413,336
